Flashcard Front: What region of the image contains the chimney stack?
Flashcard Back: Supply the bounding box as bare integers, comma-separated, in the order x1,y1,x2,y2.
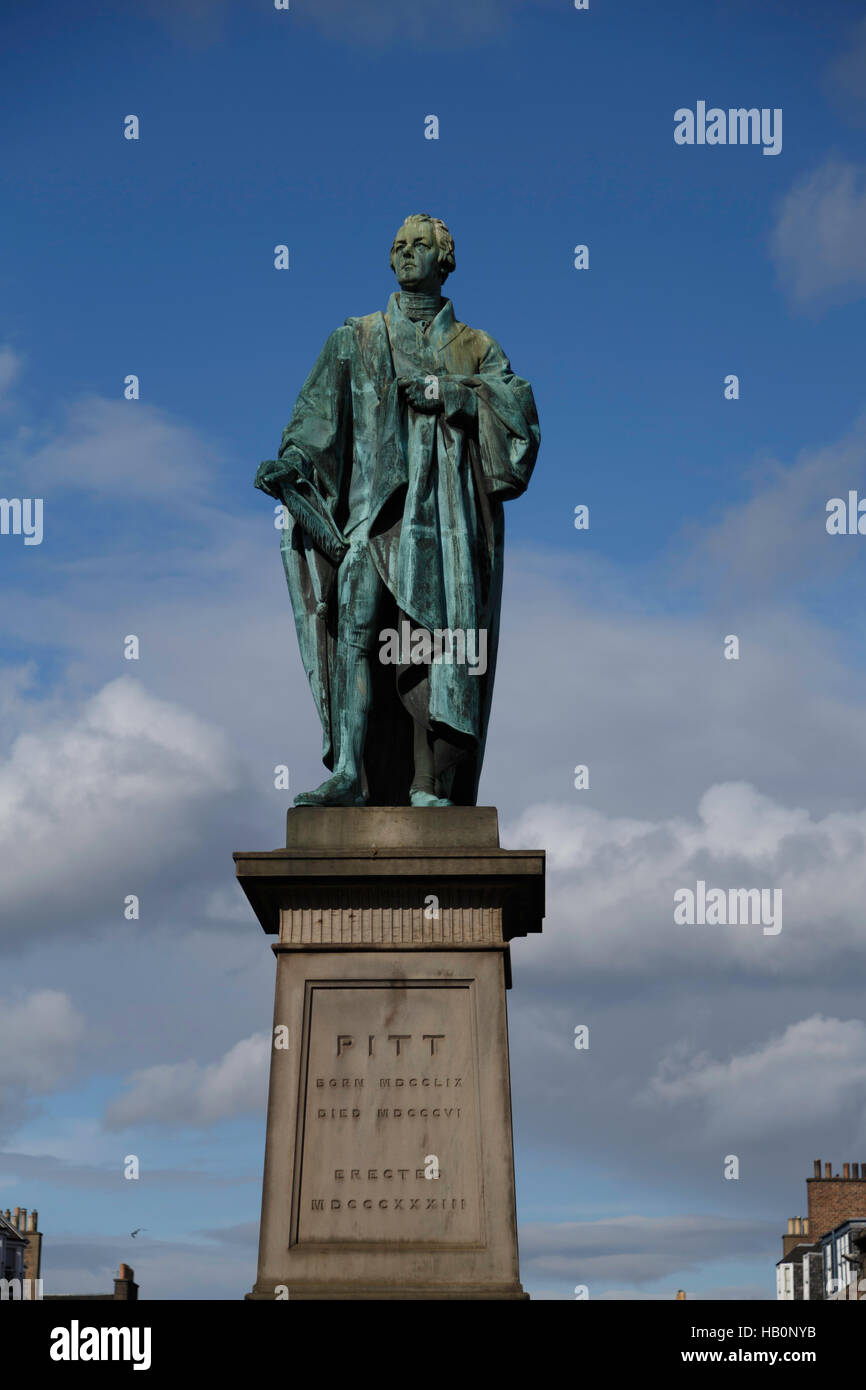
113,1264,138,1301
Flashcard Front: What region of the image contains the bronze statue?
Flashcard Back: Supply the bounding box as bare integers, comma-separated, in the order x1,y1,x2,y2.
255,214,539,807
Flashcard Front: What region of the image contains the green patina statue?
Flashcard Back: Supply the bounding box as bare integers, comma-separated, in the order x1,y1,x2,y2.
255,214,539,807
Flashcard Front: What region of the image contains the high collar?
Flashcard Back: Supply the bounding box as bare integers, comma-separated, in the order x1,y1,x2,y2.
385,291,463,356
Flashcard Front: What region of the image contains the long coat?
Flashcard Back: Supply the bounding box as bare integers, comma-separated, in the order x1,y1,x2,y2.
259,292,539,805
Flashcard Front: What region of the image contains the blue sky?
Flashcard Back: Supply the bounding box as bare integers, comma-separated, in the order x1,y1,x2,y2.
3,0,866,1300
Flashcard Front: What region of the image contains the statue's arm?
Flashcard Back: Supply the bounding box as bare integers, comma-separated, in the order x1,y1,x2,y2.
434,337,525,420
437,375,477,427
464,336,540,500
255,328,350,500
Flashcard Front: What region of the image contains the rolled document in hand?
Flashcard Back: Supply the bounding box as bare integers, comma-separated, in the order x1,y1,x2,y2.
259,460,349,564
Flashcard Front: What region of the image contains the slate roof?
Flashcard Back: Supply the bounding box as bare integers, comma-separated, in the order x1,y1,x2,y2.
0,1213,27,1244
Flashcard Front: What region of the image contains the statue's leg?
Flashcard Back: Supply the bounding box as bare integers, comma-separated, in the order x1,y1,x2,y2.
294,535,381,807
409,715,453,808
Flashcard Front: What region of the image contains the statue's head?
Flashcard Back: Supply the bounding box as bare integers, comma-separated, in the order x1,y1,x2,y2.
390,214,455,291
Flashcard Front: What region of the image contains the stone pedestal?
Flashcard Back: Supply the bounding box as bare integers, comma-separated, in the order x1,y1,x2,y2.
235,806,544,1300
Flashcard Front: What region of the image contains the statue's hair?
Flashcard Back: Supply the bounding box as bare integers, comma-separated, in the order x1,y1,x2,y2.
390,213,456,285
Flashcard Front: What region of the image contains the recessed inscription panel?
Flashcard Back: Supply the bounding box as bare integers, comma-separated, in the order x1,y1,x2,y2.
295,983,482,1245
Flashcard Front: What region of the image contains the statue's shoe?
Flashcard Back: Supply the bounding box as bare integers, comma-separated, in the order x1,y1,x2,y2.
294,775,367,807
409,788,454,808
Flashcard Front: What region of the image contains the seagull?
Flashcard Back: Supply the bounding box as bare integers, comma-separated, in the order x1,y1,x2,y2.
130,1228,145,1238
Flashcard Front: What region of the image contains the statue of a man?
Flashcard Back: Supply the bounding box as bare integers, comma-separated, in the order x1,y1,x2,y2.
255,214,539,808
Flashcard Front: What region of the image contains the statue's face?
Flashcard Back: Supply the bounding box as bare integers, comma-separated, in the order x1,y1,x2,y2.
392,221,441,290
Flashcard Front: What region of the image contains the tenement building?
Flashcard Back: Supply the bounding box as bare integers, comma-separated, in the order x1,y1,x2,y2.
776,1160,866,1300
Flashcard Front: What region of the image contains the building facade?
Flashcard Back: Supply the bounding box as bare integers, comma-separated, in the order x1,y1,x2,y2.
777,1160,866,1300
0,1212,28,1286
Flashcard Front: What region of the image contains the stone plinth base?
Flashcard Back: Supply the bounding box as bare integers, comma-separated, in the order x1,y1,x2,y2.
246,1283,528,1300
234,806,544,1301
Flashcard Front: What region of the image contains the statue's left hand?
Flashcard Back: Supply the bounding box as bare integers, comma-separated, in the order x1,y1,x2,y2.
398,376,443,414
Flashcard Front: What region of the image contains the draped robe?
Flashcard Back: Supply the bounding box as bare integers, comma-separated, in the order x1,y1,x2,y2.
259,292,539,805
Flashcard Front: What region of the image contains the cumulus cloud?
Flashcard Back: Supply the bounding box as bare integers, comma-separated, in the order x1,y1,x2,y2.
674,416,866,598
104,1033,269,1128
23,397,217,502
770,161,866,309
0,991,85,1099
647,1015,866,1142
0,676,239,937
504,781,866,976
487,485,866,825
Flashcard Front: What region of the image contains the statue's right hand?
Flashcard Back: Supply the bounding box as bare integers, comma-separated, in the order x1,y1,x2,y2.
254,459,286,496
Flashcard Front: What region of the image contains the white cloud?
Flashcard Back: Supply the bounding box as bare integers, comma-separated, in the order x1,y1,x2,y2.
486,451,866,824
0,676,239,935
674,417,866,598
770,161,866,308
647,1014,866,1142
24,397,217,501
505,781,866,976
104,1032,269,1128
0,990,86,1103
